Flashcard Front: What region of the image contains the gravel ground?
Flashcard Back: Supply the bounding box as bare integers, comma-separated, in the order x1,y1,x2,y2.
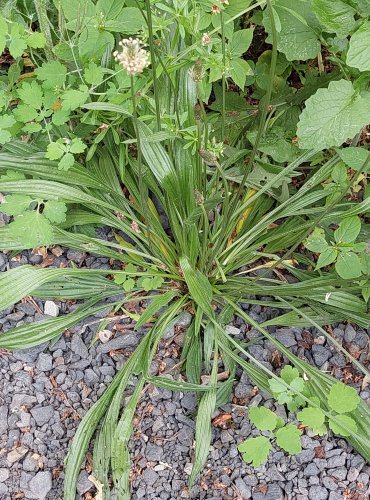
0,246,369,500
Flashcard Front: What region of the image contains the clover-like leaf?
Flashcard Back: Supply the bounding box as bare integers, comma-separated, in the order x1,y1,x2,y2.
8,211,54,247
280,365,300,384
297,407,326,429
275,425,302,454
43,200,67,224
327,382,360,414
17,81,43,109
46,142,66,161
1,194,33,216
36,60,67,88
249,406,279,432
238,436,272,467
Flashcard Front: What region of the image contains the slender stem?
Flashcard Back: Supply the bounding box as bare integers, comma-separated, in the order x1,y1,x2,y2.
144,0,161,131
220,10,226,142
228,0,278,216
130,76,152,250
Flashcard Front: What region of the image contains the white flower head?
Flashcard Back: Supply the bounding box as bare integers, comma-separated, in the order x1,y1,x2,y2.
113,38,150,76
201,33,211,46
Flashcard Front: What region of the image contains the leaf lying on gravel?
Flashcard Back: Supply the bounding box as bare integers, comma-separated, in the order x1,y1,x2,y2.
327,382,360,414
238,436,272,467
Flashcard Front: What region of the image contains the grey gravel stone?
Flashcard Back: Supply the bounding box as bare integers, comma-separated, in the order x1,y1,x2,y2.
327,455,346,468
28,471,52,499
30,405,54,426
71,334,89,358
308,485,329,500
235,477,252,498
142,469,159,485
312,345,332,366
275,328,297,347
96,334,139,353
77,471,94,494
0,469,9,482
36,353,53,371
146,444,163,462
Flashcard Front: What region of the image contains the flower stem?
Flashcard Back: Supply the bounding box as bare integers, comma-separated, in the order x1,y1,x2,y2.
145,0,161,131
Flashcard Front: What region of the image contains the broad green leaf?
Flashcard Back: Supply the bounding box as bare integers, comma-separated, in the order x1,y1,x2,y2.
263,0,321,61
61,89,89,111
327,382,360,414
69,138,86,154
329,414,358,437
331,162,347,183
275,424,302,454
249,406,278,431
335,252,362,279
229,58,252,90
0,130,12,144
17,81,43,109
46,142,65,160
43,200,67,223
338,147,370,171
297,407,325,429
1,194,33,215
280,365,300,384
9,211,54,247
312,0,356,37
84,62,105,86
0,115,16,129
59,152,75,171
105,7,145,33
305,227,329,253
9,36,27,58
347,21,370,72
180,256,214,318
78,27,114,60
61,0,95,21
13,104,39,122
269,378,286,394
229,29,254,57
26,32,46,48
315,247,337,270
297,80,370,150
334,216,361,243
238,436,271,467
290,377,305,393
96,0,123,19
36,60,67,88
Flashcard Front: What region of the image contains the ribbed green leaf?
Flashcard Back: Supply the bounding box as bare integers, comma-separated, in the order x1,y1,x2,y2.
0,153,104,188
135,290,178,328
189,389,216,486
180,256,214,318
0,300,115,350
137,120,178,193
112,378,145,499
0,265,107,311
0,180,118,210
83,102,132,117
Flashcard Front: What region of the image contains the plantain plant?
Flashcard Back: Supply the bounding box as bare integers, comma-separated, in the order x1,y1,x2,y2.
0,1,369,498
